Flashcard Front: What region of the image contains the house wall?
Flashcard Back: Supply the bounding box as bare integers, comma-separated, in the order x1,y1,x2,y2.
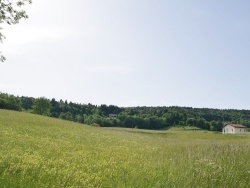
234,128,247,134
223,125,234,134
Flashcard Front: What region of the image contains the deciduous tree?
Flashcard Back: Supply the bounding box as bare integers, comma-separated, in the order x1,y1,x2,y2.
32,97,51,116
0,0,32,61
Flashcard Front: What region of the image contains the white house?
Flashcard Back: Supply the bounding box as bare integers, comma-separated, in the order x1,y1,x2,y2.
222,124,247,134
109,114,117,118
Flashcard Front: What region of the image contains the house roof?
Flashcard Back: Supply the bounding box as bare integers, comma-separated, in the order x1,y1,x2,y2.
227,124,247,128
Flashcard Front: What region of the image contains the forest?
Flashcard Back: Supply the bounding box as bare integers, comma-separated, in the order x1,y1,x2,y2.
1,92,250,131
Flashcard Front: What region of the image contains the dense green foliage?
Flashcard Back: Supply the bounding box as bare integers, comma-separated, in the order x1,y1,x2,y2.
0,92,21,111
1,91,250,131
32,97,51,115
1,110,250,187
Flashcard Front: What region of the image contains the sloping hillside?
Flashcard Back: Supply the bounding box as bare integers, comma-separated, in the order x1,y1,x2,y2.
2,92,250,131
0,110,250,188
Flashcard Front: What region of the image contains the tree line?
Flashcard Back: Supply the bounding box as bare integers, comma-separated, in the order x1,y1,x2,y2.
1,92,250,131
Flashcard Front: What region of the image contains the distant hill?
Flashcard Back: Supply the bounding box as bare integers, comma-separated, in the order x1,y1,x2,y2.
1,91,250,131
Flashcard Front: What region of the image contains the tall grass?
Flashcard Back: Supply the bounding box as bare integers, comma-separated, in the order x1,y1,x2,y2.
0,110,250,187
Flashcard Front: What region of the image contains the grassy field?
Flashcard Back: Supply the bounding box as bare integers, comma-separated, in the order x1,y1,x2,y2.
0,109,250,188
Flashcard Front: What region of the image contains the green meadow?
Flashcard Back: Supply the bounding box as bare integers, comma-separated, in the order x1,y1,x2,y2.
0,110,250,188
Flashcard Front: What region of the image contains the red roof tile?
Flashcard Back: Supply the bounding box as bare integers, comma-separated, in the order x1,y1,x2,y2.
228,124,247,128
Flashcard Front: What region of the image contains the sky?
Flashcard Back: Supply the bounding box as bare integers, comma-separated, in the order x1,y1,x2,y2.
1,0,250,109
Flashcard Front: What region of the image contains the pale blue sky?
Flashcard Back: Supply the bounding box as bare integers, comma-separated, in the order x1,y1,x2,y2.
1,0,250,109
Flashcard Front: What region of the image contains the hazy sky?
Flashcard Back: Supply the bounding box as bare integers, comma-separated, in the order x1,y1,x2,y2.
1,0,250,109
